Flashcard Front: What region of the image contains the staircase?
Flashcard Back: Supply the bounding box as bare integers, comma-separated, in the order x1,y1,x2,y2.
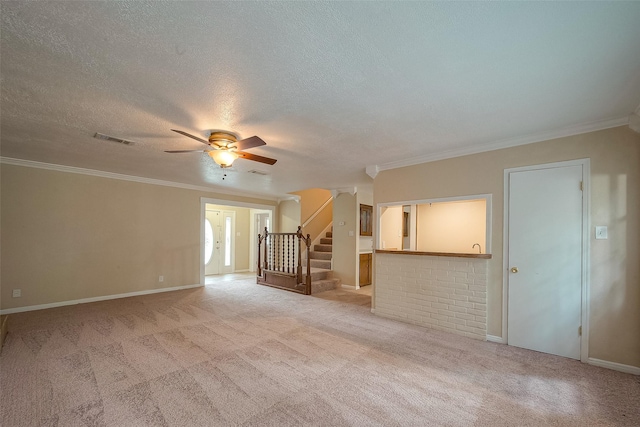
304,230,340,293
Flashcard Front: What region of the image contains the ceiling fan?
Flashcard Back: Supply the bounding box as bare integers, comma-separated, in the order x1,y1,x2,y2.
165,129,277,168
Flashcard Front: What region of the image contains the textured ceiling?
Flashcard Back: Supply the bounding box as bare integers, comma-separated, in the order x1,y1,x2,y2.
2,2,640,199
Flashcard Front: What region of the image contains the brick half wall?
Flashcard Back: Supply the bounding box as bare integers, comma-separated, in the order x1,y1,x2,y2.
375,253,488,340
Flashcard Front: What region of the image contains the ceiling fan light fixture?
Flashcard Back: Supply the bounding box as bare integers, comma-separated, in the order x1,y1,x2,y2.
168,129,276,166
208,150,238,168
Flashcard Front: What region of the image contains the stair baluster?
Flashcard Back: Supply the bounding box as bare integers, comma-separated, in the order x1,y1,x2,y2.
257,226,333,296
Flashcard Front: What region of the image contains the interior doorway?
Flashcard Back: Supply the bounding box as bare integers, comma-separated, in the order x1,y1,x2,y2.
251,209,273,272
200,198,275,285
257,213,271,235
504,159,589,361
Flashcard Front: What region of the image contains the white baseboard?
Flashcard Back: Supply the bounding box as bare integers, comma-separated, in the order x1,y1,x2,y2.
486,335,506,344
0,283,203,315
233,269,250,273
588,357,640,375
340,284,357,290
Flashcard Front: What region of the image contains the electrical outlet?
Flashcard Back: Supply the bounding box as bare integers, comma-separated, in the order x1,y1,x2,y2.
12,289,21,298
159,276,164,282
348,230,354,237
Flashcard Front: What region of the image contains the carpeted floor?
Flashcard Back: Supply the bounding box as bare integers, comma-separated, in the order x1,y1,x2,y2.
1,276,639,426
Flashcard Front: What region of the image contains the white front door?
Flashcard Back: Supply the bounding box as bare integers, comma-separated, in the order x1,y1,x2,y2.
507,163,584,359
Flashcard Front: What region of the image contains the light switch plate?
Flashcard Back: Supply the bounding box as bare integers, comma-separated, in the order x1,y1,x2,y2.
595,226,608,240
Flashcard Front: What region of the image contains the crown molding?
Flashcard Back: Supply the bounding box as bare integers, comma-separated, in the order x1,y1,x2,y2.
365,164,379,179
0,157,280,202
277,195,301,204
368,116,629,174
330,186,357,199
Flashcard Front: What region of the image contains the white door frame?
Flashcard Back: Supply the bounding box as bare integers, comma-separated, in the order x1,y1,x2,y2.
502,158,590,362
200,197,275,285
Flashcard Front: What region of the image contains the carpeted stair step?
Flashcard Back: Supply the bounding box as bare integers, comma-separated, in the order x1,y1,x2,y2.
311,278,340,294
314,244,332,252
309,251,332,260
303,267,332,282
307,259,331,269
302,228,335,293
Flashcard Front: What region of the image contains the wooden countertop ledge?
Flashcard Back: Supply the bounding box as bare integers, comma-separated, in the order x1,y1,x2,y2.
375,249,492,259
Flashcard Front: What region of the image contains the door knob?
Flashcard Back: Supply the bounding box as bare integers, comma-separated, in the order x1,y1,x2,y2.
511,267,519,273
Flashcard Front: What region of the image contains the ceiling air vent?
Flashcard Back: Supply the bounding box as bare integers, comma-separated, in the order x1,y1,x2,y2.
247,169,269,176
94,132,135,145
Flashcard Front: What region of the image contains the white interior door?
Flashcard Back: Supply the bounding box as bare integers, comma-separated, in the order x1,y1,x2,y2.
507,164,583,359
205,210,221,275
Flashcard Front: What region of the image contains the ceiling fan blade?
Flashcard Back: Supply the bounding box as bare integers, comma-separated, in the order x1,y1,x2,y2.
234,135,266,151
164,149,208,153
236,151,277,165
171,129,210,145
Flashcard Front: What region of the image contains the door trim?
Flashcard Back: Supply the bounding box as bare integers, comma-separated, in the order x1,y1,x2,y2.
502,158,590,363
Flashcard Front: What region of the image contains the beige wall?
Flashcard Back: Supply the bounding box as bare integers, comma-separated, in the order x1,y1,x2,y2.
301,200,332,242
332,193,357,286
278,199,301,233
293,188,333,241
374,125,640,368
0,164,276,310
416,199,486,253
293,188,332,224
332,190,373,287
234,208,250,270
206,204,252,271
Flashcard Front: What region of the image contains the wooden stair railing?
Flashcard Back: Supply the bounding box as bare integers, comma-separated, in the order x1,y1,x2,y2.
257,226,312,295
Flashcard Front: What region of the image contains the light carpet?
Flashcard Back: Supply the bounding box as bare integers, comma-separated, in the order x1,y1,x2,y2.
1,277,638,426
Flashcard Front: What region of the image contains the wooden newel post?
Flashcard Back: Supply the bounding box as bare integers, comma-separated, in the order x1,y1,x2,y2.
257,233,264,280
305,233,311,295
263,227,269,273
295,226,311,294
296,226,303,284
